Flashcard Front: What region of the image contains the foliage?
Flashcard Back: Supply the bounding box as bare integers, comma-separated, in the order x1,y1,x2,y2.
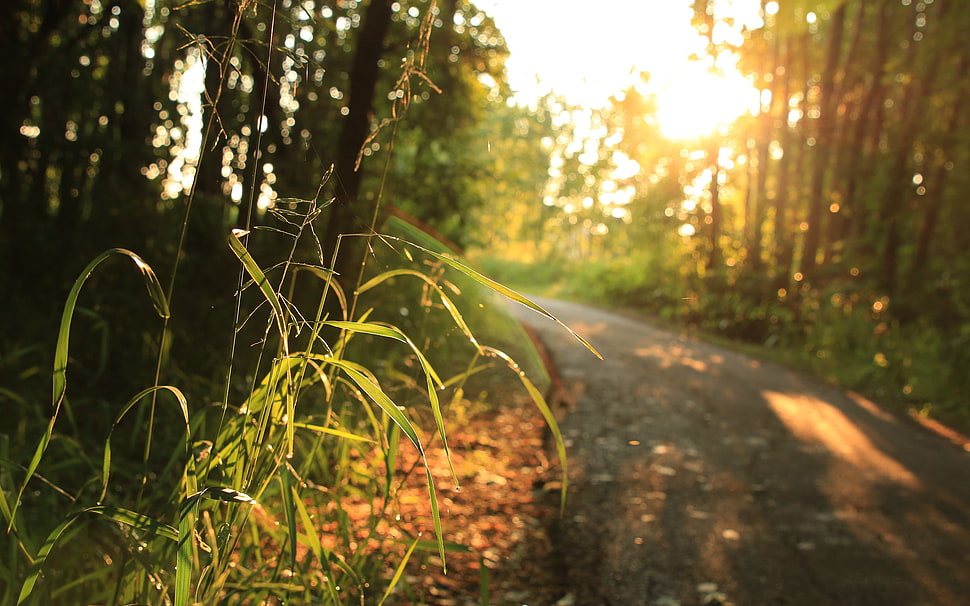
0,0,524,342
1,205,576,605
472,1,970,430
0,1,586,604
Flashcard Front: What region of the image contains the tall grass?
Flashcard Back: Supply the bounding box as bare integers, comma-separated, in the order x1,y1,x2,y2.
0,4,598,605
1,196,593,605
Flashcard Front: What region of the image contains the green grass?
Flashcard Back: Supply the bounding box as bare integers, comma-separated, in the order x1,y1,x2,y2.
0,7,592,604
1,202,585,604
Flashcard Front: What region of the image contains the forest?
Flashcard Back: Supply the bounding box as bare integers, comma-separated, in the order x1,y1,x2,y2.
1,0,968,603
476,0,970,428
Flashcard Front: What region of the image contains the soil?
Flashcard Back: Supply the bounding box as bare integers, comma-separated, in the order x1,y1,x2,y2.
391,297,970,606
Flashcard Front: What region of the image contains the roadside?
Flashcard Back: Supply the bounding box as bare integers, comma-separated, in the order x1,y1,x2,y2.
386,296,970,605
389,391,567,605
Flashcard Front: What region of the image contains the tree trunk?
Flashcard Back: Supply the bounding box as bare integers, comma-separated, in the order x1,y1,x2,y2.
878,1,945,296
323,0,394,284
909,54,968,284
748,30,776,272
800,3,846,279
773,33,806,290
837,2,889,258
706,141,721,272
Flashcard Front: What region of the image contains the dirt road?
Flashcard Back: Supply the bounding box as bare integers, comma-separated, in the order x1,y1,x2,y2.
513,297,970,606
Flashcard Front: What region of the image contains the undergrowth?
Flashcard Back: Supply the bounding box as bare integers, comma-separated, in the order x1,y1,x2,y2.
0,3,599,604
476,253,970,433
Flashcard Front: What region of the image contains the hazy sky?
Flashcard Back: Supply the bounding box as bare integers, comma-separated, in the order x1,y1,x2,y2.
475,0,765,137
475,0,704,106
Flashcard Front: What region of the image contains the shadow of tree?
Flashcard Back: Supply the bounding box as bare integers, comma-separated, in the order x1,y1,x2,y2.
519,298,970,606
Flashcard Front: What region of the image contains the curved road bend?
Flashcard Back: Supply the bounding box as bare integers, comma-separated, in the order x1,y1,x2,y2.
512,297,970,606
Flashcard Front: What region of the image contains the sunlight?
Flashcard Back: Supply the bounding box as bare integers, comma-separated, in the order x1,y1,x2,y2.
156,44,205,200
476,0,702,108
478,0,764,147
651,64,760,140
478,0,763,118
764,390,919,487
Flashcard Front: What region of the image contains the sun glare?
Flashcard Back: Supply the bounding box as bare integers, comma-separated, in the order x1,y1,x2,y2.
651,65,760,140
478,0,763,138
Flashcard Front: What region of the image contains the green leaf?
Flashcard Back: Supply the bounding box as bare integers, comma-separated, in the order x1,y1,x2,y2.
358,269,478,346
408,537,471,553
425,467,446,570
378,535,421,606
312,357,425,455
481,346,569,514
281,471,298,581
99,385,190,504
323,320,456,482
227,230,286,338
17,506,176,605
10,249,169,534
307,355,451,566
176,505,193,606
291,421,377,443
14,511,77,603
90,505,178,542
322,320,408,343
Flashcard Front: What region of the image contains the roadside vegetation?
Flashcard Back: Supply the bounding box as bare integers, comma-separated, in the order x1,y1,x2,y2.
0,1,587,603
470,2,970,434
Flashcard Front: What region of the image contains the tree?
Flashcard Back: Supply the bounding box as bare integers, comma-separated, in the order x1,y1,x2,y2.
0,0,530,405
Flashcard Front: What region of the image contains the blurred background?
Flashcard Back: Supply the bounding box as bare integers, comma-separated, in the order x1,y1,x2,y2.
2,0,969,449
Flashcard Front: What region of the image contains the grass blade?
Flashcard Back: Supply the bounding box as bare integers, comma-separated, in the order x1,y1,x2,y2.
358,268,478,347
291,421,376,443
17,510,85,605
323,320,457,483
9,249,169,534
176,505,193,606
314,357,425,456
424,467,446,570
280,470,298,592
479,553,490,606
481,346,569,514
16,505,177,605
377,535,421,606
99,385,190,504
309,356,451,566
384,423,401,503
228,229,287,338
90,505,179,542
377,237,603,360
175,488,256,606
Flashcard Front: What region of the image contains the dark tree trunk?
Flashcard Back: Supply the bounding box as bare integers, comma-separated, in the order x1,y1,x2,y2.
748,31,776,272
323,0,394,284
0,0,74,292
878,1,946,296
706,140,721,272
800,3,846,279
837,3,889,254
773,34,805,290
909,55,968,284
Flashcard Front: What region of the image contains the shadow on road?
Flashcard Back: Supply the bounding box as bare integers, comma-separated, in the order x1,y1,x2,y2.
517,299,970,606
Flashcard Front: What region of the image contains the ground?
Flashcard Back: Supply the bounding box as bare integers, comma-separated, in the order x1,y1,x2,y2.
380,297,970,606
388,398,566,605
514,297,970,606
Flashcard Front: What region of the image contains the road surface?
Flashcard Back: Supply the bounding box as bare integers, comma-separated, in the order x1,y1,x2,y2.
513,297,970,606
